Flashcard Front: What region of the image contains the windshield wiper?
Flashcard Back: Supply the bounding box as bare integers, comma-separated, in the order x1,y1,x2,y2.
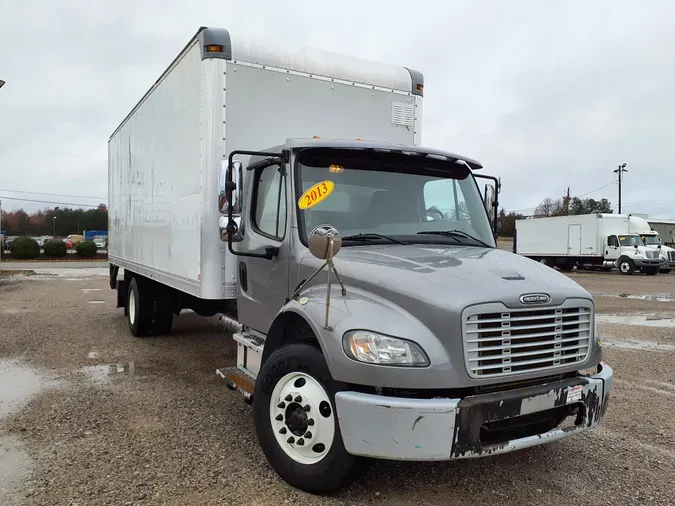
416,230,492,248
342,233,408,245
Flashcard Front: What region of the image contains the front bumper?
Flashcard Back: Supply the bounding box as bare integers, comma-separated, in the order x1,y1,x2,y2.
334,362,613,460
634,258,661,268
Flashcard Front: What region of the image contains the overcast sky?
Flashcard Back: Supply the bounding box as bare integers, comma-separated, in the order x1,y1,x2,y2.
1,0,673,218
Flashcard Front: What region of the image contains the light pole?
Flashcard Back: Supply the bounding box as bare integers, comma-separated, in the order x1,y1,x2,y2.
53,216,56,237
614,163,627,214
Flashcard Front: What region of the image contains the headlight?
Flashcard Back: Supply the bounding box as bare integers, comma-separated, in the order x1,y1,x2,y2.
342,330,430,367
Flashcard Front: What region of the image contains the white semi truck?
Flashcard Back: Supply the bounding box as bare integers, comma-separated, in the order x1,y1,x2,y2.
108,26,613,493
628,215,675,273
514,213,662,275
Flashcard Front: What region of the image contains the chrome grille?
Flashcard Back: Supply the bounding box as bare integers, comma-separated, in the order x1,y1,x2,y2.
646,250,659,259
669,251,675,262
463,302,592,378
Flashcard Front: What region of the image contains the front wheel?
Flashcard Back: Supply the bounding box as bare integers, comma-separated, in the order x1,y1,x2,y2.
660,269,672,274
253,342,367,494
618,258,635,275
644,267,659,276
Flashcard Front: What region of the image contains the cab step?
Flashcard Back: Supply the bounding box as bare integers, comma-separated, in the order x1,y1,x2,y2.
217,329,267,402
217,366,255,402
233,329,266,377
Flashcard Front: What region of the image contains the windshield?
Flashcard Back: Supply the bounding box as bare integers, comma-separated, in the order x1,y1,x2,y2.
640,234,660,246
295,148,495,248
618,235,644,247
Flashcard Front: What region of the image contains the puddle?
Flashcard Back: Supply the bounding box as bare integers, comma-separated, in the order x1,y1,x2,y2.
81,288,102,293
88,300,105,304
592,293,675,302
603,336,675,352
0,358,60,420
0,359,59,501
79,362,136,385
0,435,32,504
597,314,675,328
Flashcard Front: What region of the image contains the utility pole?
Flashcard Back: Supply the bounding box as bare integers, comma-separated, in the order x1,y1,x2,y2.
614,163,627,214
566,187,570,215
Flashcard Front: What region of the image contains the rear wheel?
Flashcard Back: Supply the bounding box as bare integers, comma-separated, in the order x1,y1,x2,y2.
253,342,367,494
127,277,152,337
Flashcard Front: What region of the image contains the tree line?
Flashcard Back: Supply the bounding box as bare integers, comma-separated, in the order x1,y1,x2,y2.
498,195,614,237
1,204,108,237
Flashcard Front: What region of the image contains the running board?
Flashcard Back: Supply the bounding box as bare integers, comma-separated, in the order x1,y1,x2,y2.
217,366,256,402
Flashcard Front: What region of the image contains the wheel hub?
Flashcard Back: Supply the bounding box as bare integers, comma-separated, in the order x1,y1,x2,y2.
269,372,335,464
285,404,309,436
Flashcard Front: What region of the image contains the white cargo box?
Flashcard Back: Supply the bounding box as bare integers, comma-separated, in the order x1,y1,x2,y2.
108,26,424,300
515,213,631,258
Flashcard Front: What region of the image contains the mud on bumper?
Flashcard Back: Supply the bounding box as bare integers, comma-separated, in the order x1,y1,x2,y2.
335,363,613,460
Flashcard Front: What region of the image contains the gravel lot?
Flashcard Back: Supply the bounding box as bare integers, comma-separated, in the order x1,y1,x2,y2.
1,267,674,505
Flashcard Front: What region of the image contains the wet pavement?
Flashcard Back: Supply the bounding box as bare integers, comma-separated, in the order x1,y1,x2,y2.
0,268,674,505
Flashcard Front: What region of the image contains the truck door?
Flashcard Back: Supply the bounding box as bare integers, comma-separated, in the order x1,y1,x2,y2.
568,224,582,255
605,235,619,260
236,161,290,333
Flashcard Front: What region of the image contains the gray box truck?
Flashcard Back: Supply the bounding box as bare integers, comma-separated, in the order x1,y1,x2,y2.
108,26,613,493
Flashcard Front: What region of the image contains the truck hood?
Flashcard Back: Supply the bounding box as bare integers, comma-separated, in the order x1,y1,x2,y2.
300,244,592,314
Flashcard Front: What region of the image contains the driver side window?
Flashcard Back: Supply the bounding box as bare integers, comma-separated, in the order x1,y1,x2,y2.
252,164,287,240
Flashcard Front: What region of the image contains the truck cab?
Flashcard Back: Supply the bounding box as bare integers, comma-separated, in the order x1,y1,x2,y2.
628,215,674,273
217,137,613,493
604,232,662,275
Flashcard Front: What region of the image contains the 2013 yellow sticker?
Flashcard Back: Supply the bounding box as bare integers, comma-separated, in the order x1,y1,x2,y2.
298,180,335,210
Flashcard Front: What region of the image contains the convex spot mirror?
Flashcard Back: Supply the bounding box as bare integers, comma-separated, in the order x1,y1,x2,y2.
308,225,342,260
218,160,243,214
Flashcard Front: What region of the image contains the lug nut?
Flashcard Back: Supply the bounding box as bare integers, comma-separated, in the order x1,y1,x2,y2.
297,438,305,446
277,402,285,409
279,427,287,434
303,404,311,412
285,394,292,402
308,419,315,426
275,414,283,421
287,436,295,444
294,395,302,402
304,431,312,439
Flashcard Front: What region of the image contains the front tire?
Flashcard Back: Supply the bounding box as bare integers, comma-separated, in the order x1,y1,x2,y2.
644,267,659,276
618,258,635,275
253,342,366,494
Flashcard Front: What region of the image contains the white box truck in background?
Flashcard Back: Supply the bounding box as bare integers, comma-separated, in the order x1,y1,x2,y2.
628,215,675,273
107,26,424,326
514,213,663,275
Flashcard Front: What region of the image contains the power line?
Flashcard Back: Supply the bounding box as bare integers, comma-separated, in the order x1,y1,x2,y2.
0,188,107,200
0,196,104,208
576,181,616,198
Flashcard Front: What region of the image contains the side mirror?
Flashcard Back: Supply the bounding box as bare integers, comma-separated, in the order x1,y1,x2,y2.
218,160,243,214
483,183,496,213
